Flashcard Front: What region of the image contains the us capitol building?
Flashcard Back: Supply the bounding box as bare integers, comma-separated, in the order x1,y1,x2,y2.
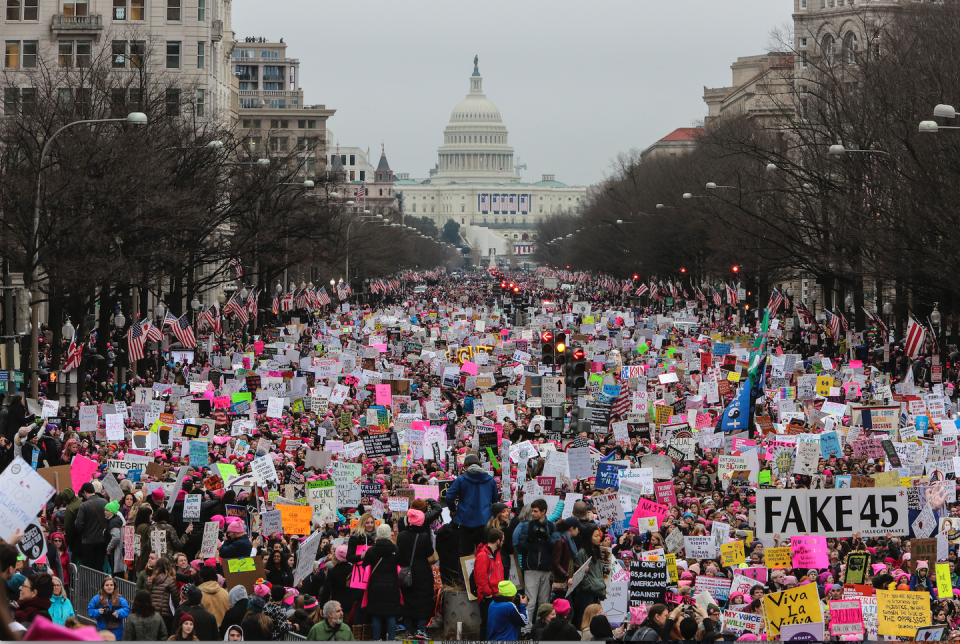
396,57,587,266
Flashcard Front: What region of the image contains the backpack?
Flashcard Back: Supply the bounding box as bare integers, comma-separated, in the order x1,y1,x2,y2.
469,549,494,597
87,500,110,545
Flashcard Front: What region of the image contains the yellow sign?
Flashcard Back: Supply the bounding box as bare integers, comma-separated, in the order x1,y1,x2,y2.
727,371,741,383
876,589,929,637
654,405,673,426
721,541,745,567
763,586,823,636
816,376,834,397
227,558,256,573
765,546,792,569
872,471,900,487
666,553,678,584
937,563,952,598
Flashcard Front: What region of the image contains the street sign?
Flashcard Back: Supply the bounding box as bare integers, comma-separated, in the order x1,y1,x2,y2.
542,377,565,406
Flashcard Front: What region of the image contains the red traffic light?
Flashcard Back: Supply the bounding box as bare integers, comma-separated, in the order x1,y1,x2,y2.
680,268,686,273
633,274,639,280
509,283,514,288
573,349,585,360
513,287,519,293
541,331,553,343
732,266,739,273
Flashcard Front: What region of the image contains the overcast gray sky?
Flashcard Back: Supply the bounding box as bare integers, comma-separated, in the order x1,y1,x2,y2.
233,0,791,187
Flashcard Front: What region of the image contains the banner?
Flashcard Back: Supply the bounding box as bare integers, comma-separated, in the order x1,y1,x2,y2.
756,488,908,537
628,561,667,607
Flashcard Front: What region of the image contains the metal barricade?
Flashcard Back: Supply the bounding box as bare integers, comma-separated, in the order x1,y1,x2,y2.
283,632,307,641
68,564,138,621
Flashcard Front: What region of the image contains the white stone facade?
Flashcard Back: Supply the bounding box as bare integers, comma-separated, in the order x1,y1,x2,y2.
397,58,586,257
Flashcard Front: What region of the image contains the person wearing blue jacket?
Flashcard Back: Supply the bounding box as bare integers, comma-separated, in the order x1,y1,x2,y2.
446,453,501,556
487,580,528,641
87,576,130,640
910,561,938,599
513,498,558,623
218,521,253,558
49,576,74,626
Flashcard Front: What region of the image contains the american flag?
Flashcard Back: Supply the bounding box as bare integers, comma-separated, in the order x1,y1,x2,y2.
246,289,258,318
863,307,888,338
317,286,331,306
143,319,162,343
165,311,196,348
650,282,659,300
203,303,222,335
64,330,83,372
230,257,243,278
610,388,632,419
695,286,706,302
668,282,677,298
272,291,280,315
127,319,147,363
768,289,784,316
294,288,308,310
904,317,926,358
712,287,722,306
726,283,739,306
795,300,816,326
838,309,849,333
635,283,648,297
336,283,349,300
824,310,841,338
357,184,365,199
225,292,249,324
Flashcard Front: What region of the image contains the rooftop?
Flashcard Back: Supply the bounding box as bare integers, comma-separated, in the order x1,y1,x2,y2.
660,128,704,142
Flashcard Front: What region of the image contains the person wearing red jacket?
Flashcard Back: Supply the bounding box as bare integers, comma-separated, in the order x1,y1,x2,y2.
475,528,505,638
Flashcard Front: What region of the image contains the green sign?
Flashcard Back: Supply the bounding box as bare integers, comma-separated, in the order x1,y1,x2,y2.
13,372,24,384
665,297,674,307
0,382,6,392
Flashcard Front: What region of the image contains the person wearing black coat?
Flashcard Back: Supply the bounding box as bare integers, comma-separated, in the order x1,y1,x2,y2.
434,521,461,586
396,498,442,533
173,584,220,642
319,549,358,617
395,516,437,637
264,549,294,587
219,587,249,639
539,614,580,641
361,525,402,641
3,396,25,445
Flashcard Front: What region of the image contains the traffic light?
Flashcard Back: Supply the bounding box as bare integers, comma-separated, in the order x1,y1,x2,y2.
541,331,555,365
566,346,586,389
732,266,740,274
554,332,567,368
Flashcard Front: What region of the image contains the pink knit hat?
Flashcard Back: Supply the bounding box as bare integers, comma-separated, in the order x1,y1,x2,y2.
407,509,425,527
226,521,246,534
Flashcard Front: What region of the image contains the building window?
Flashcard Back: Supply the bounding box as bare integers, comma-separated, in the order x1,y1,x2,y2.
130,40,145,68
166,41,181,69
111,40,127,68
4,89,19,115
349,170,355,180
113,0,143,19
412,203,417,213
196,89,205,117
799,0,806,8
58,41,88,67
167,0,180,20
165,88,180,116
245,137,261,154
197,42,205,69
63,0,88,17
270,137,289,152
198,0,205,20
845,32,858,64
242,119,261,128
823,35,835,67
270,119,288,128
7,0,38,20
4,42,18,68
359,170,365,180
349,154,355,165
461,205,465,213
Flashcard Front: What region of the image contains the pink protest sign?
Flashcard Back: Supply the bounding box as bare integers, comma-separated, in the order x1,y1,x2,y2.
242,357,251,369
371,344,387,353
740,566,768,582
630,498,669,527
71,455,99,492
213,396,231,409
849,360,863,369
791,535,829,569
460,360,478,375
254,341,264,355
375,385,393,406
654,482,677,507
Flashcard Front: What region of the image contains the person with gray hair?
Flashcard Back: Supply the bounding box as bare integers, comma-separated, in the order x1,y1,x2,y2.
305,601,354,641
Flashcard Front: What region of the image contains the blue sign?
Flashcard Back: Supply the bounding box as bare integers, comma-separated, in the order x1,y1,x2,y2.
820,431,842,459
595,463,628,490
713,343,731,356
916,415,930,434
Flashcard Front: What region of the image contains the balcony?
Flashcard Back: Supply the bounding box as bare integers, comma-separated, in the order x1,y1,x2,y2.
211,19,223,42
478,222,532,230
238,90,301,98
51,13,104,32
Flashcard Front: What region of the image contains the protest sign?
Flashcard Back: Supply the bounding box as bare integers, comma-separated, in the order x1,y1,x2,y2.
763,586,824,636
790,535,828,568
828,599,865,636
628,560,667,607
756,488,908,537
876,589,929,636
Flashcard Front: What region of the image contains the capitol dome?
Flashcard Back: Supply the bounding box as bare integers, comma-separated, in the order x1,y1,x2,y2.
432,57,520,185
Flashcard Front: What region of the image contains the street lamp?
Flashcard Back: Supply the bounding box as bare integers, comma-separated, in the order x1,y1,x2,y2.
191,297,201,311
935,104,957,119
705,182,738,190
828,144,889,156
29,111,147,397
61,317,74,339
765,163,779,172
113,309,126,329
844,295,854,312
